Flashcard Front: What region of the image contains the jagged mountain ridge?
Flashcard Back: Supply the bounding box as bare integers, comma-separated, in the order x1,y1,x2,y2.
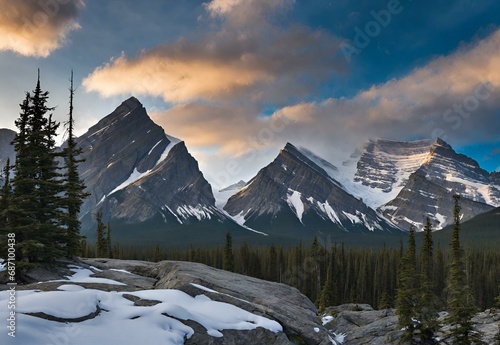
0,99,497,243
354,139,432,193
224,143,400,237
349,138,498,230
76,97,257,246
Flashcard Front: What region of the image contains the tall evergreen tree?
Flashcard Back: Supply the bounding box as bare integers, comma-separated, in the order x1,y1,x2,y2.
9,73,65,265
318,250,336,312
497,284,500,307
416,217,439,344
397,225,418,344
223,231,234,272
95,211,108,258
106,221,113,258
269,244,278,281
445,195,481,344
61,71,90,257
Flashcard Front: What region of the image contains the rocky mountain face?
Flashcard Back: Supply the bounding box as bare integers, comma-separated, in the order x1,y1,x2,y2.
354,139,432,195
76,97,250,246
1,96,497,242
224,143,399,238
378,139,497,229
0,128,16,180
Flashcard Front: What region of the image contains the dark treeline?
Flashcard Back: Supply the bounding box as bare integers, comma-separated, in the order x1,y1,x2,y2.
84,236,500,311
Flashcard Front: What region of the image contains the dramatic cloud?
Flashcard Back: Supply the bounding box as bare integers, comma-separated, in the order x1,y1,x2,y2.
82,1,500,184
266,28,500,152
152,28,500,184
0,0,85,57
83,0,344,103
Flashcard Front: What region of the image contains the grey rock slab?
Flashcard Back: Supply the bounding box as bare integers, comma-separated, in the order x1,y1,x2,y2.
81,258,159,278
155,260,334,345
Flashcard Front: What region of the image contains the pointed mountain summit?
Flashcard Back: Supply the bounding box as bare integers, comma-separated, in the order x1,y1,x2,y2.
224,143,399,241
379,138,497,230
77,98,256,247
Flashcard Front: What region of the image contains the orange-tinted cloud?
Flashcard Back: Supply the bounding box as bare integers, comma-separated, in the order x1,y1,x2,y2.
0,0,85,57
152,28,500,177
83,1,344,103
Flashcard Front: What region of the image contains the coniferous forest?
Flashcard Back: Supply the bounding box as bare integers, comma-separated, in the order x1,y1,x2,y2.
83,219,500,313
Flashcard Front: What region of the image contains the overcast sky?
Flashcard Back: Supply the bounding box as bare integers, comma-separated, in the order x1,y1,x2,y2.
0,0,499,188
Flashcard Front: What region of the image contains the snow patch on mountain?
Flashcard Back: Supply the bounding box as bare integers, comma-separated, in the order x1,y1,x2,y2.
286,189,305,223
314,199,342,225
101,138,182,202
176,205,214,221
445,174,500,206
213,180,247,209
221,209,269,236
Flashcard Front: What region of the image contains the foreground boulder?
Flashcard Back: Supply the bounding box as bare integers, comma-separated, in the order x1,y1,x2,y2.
81,259,338,345
153,260,336,345
324,304,500,345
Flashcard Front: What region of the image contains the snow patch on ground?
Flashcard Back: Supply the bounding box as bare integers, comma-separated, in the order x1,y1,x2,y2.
330,332,346,344
0,258,5,272
0,287,282,345
322,315,334,325
342,211,362,224
110,269,132,275
49,267,126,286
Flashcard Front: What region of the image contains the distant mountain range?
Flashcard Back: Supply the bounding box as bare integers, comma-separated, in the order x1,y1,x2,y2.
0,97,498,247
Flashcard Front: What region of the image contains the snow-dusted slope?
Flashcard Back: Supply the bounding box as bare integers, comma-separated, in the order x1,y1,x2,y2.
224,143,399,234
336,139,432,209
77,97,234,234
419,138,500,206
213,180,247,209
380,139,496,230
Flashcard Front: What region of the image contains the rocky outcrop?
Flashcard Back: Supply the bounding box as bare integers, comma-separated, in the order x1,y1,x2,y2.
154,260,335,345
324,304,500,345
82,258,337,344
1,258,340,345
324,304,403,345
